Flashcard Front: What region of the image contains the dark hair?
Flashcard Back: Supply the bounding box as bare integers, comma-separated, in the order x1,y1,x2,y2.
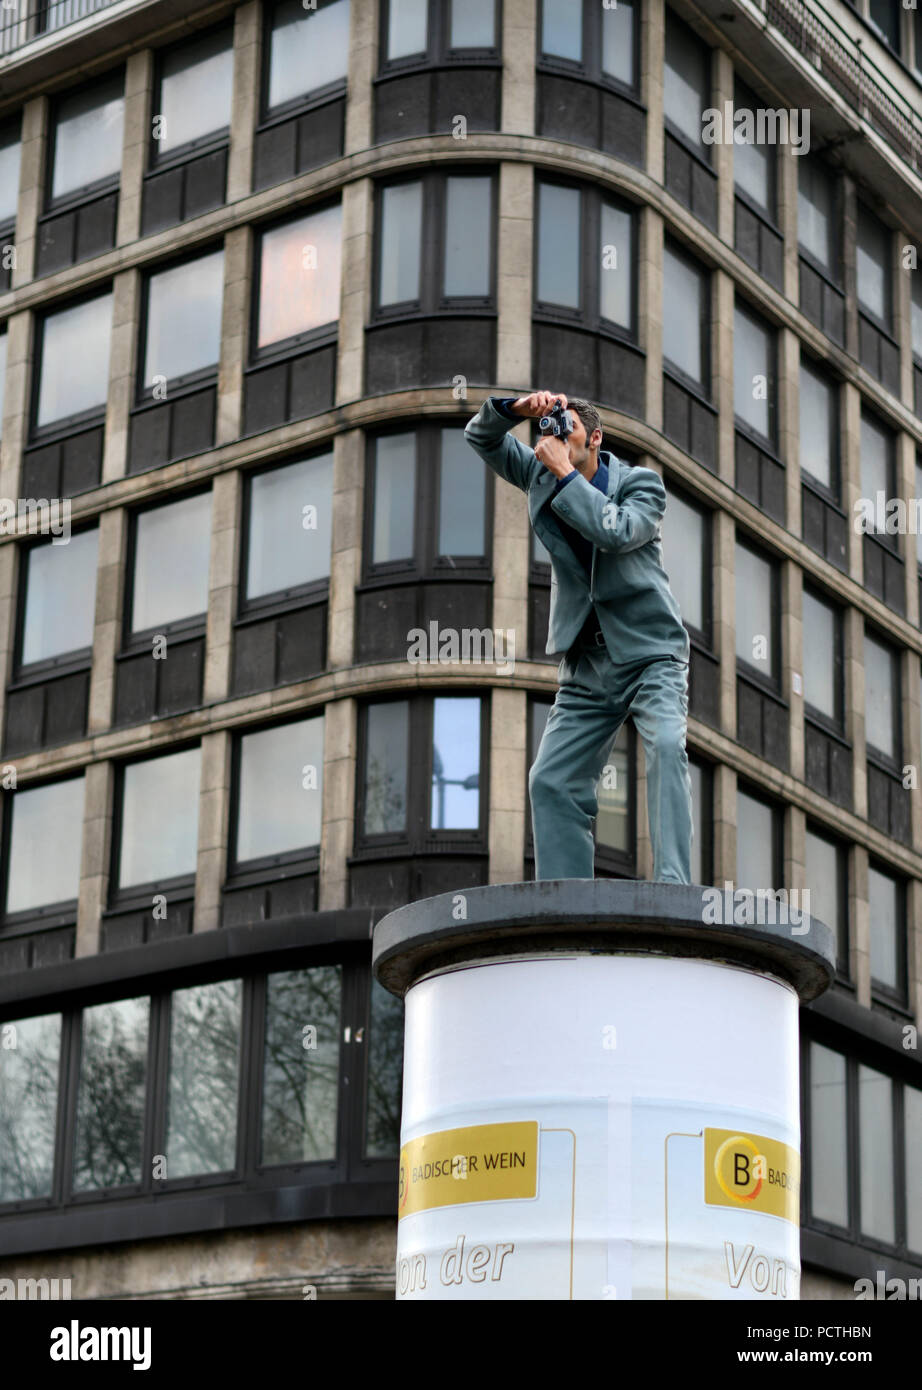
568,397,602,444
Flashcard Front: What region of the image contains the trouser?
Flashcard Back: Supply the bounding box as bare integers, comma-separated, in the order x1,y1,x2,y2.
528,634,693,883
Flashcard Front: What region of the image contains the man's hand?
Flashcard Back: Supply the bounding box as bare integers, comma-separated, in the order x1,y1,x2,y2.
534,433,574,479
510,390,569,419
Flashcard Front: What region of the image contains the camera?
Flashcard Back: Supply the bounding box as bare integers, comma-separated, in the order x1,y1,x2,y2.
538,401,575,438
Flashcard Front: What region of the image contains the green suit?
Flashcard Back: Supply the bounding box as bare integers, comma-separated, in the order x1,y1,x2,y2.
464,396,693,883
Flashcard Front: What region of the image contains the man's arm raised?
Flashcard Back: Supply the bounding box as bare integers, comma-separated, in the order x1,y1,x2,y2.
463,391,568,493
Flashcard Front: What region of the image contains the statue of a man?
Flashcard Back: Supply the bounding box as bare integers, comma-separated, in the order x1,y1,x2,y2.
465,390,693,883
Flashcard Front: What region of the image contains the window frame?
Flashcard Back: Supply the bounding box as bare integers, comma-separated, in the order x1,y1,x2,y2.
147,23,235,172
798,351,841,504
662,5,713,167
0,773,85,931
662,476,713,650
135,244,225,404
735,779,783,889
801,583,845,736
108,742,202,907
12,526,98,679
797,154,842,287
536,0,640,98
227,711,325,878
733,296,778,453
260,0,351,123
533,175,638,343
734,534,782,695
867,859,908,1008
661,236,712,401
250,199,344,363
121,488,212,653
863,625,902,771
803,819,850,977
44,69,125,215
0,113,22,233
239,448,336,616
856,201,894,336
732,74,779,227
30,287,114,440
378,0,502,74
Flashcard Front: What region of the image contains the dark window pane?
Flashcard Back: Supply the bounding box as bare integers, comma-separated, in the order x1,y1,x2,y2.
662,488,704,631
119,748,200,888
261,966,341,1165
663,245,704,384
799,359,835,490
595,722,628,850
0,128,21,224
906,1084,922,1254
600,200,632,329
431,697,480,828
869,0,900,49
379,182,422,305
142,251,224,388
734,304,772,438
258,203,342,347
863,634,896,759
37,293,112,427
438,428,486,556
364,701,408,834
449,0,494,48
157,29,233,154
6,777,84,912
387,0,427,59
664,10,709,149
809,1041,848,1226
537,183,580,307
736,788,774,889
0,1013,61,1201
132,492,212,631
166,980,240,1177
542,0,581,61
602,0,634,84
73,997,149,1191
735,541,774,677
365,976,404,1156
247,453,333,596
236,716,324,861
443,176,491,296
867,865,898,988
21,528,98,664
798,157,834,272
51,77,124,200
802,591,836,719
857,206,891,325
858,1063,894,1242
268,0,350,109
372,432,416,562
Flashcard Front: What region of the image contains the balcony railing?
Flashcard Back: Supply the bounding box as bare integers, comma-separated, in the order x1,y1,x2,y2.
0,0,120,57
762,0,922,176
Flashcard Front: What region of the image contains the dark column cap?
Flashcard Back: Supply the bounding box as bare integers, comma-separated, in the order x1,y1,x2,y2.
372,880,835,1002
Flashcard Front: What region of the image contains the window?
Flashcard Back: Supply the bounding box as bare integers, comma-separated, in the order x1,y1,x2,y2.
798,156,837,275
0,328,6,437
867,863,902,996
734,301,775,444
73,998,149,1191
386,0,429,59
863,631,899,762
233,715,324,865
808,1041,848,1228
535,180,634,335
859,411,894,537
115,747,201,891
34,292,112,430
152,28,233,159
256,203,342,351
166,980,241,1178
430,698,480,829
799,356,838,495
733,77,775,219
911,269,922,364
687,758,710,885
128,492,212,635
245,453,334,601
363,701,408,835
262,966,341,1164
735,539,777,681
661,484,709,639
540,0,637,89
802,589,843,727
917,457,922,573
376,173,494,313
19,528,99,666
662,241,709,392
368,427,488,571
365,977,404,1158
856,204,892,330
371,432,414,564
0,122,21,226
868,0,900,51
436,429,488,558
736,786,779,891
906,1085,922,1254
664,7,711,158
0,1012,62,1201
383,0,498,64
265,0,350,112
804,825,847,970
49,73,124,204
140,249,224,396
4,776,85,915
859,1063,894,1242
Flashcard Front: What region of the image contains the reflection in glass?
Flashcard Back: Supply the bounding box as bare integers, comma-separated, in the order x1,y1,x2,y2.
595,723,629,851
73,997,149,1191
236,716,324,862
859,414,891,528
799,360,835,491
663,246,704,384
541,0,581,60
537,183,579,308
661,489,703,632
262,966,341,1165
734,82,773,214
863,634,895,759
734,305,772,439
602,0,634,84
804,829,843,963
664,10,708,148
364,702,408,834
600,201,631,328
247,454,333,596
431,697,480,828
379,182,422,305
157,29,233,153
119,748,200,888
450,0,494,48
736,788,774,891
867,865,898,989
802,591,836,720
387,0,427,59
37,293,113,428
798,157,835,271
0,1012,61,1202
372,433,415,562
142,251,224,387
131,491,212,631
22,528,98,665
856,207,890,324
443,177,491,297
365,977,404,1157
859,1063,894,1243
258,204,342,346
268,0,350,108
438,429,485,557
809,1042,848,1226
51,78,124,200
735,542,773,675
167,980,240,1178
6,777,84,913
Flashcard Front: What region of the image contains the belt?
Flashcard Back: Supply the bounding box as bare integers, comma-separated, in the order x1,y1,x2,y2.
574,615,606,648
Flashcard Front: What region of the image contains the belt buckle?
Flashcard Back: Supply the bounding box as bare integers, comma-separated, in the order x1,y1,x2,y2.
593,629,605,646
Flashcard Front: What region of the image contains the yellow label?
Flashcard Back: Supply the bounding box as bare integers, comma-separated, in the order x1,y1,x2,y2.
704,1128,800,1225
398,1122,538,1220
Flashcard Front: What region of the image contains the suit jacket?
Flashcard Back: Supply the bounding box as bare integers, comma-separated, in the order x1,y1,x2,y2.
464,396,690,664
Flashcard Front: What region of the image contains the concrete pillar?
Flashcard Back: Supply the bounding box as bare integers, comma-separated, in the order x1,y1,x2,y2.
227,0,261,203
202,470,242,705
87,507,128,735
0,310,31,501
784,558,804,783
787,803,806,896
216,225,252,446
318,695,356,911
714,508,736,739
714,269,734,486
75,761,114,957
336,178,373,407
845,605,867,821
501,0,536,135
713,50,734,247
117,49,152,247
712,761,736,886
778,142,799,305
194,729,231,933
496,161,532,392
344,0,377,155
641,206,663,433
102,267,141,484
328,428,363,670
11,96,46,288
487,687,528,884
643,0,665,185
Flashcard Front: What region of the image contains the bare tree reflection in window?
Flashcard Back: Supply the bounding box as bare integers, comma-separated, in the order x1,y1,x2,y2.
166,981,241,1178
364,977,404,1157
0,1013,61,1202
73,998,149,1191
261,966,341,1166
363,702,408,834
